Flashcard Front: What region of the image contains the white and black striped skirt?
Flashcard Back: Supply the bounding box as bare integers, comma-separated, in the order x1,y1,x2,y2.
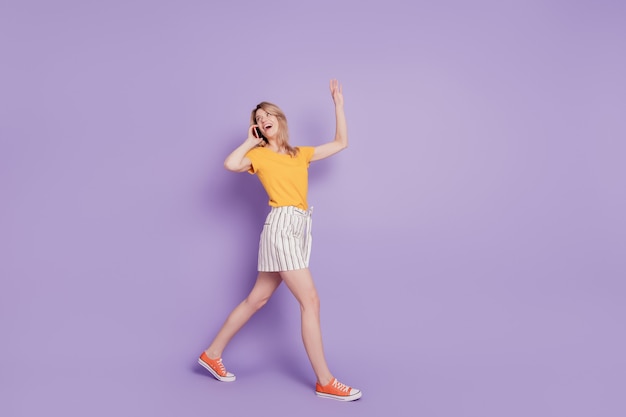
258,206,313,272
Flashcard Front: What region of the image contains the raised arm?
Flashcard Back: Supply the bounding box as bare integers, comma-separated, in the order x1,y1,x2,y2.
311,79,348,162
224,125,263,172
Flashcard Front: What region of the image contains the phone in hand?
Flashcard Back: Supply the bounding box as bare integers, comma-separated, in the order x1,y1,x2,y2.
254,126,268,143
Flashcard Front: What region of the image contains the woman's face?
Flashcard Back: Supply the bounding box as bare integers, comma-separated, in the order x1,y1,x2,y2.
254,109,279,138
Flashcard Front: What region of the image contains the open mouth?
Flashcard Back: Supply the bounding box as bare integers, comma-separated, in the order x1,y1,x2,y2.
263,123,273,132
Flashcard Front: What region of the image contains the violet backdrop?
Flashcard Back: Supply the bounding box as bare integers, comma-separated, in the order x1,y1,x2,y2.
1,1,625,416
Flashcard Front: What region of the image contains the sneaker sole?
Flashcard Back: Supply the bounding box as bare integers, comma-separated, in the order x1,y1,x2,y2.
316,390,362,401
197,358,236,382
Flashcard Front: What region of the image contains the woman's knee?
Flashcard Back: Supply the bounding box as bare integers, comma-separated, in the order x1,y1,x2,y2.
300,289,320,313
245,293,271,311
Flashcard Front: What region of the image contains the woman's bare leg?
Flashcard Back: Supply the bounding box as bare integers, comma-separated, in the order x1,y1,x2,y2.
279,268,333,386
204,271,282,358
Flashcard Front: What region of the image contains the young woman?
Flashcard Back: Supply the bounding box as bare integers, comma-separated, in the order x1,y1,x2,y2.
198,79,361,402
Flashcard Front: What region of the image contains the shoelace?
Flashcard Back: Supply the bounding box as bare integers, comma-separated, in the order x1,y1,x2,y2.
332,379,349,393
215,358,227,375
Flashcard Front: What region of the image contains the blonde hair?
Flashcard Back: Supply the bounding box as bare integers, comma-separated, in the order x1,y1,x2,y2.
250,102,299,157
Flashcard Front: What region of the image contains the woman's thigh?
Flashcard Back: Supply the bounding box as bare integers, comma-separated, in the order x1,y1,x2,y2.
279,269,319,308
247,271,282,303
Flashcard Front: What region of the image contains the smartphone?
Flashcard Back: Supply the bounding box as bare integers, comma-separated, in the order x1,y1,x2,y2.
254,126,268,143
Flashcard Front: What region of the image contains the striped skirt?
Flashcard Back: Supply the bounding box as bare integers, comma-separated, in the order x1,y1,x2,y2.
258,206,313,272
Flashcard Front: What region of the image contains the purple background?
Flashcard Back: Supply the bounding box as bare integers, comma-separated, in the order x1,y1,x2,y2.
1,1,625,416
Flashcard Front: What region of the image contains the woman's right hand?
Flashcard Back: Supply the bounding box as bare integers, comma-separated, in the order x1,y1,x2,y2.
246,125,264,147
224,125,263,172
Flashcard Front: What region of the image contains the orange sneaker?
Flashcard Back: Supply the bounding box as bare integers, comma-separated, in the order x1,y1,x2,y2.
198,352,236,382
315,378,362,401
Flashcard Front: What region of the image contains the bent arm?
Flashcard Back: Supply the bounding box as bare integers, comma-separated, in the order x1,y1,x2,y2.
224,125,263,172
312,79,348,162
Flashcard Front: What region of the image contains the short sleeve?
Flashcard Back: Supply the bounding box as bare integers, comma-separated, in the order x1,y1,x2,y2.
245,147,261,174
298,146,316,165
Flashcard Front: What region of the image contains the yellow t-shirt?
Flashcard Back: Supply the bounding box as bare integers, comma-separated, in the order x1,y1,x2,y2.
246,146,315,210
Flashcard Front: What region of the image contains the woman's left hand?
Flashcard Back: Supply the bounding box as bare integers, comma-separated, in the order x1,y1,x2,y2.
330,79,343,107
